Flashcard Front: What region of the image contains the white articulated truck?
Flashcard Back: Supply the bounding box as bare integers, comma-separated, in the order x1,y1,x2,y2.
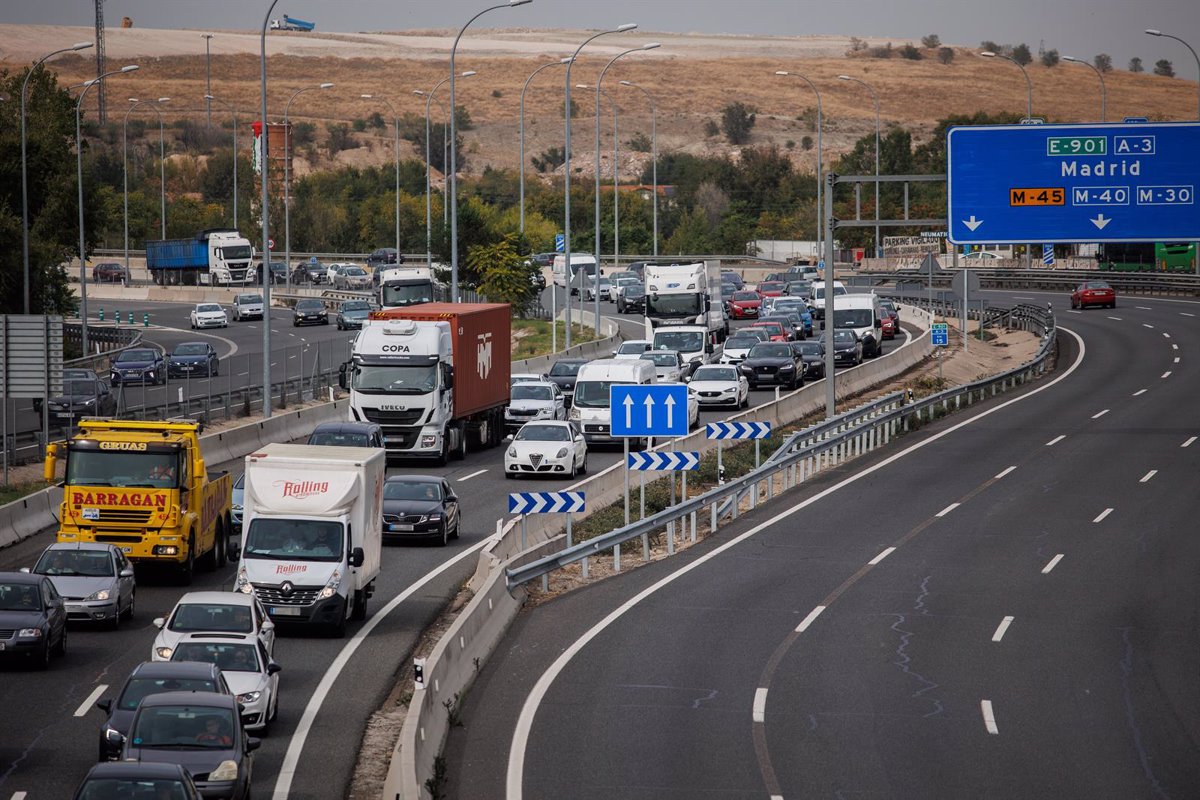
644,260,727,344
234,443,384,637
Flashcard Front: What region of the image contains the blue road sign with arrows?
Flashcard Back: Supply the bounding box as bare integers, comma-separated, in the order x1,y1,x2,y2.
706,421,771,440
610,384,690,437
508,492,585,515
627,451,700,471
947,122,1200,244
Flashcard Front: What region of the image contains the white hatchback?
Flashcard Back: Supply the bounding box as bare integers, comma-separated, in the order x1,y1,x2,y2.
687,364,749,408
190,303,228,329
613,339,652,360
152,591,275,662
169,632,281,731
505,420,588,479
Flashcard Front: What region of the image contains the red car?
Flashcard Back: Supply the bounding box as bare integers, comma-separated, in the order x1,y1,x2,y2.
92,262,126,283
758,280,786,297
725,290,762,319
1071,280,1116,309
878,307,897,339
750,320,791,342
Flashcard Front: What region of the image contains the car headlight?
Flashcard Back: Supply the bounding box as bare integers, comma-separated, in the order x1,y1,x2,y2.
155,646,173,659
237,691,261,704
555,448,569,459
318,570,342,600
82,398,96,406
209,760,239,782
17,628,42,638
86,589,111,601
508,447,517,457
235,568,253,593
569,407,581,420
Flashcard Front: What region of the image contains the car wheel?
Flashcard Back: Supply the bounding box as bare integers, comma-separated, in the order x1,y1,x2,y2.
579,453,588,475
505,470,515,479
124,591,135,620
36,640,51,670
54,625,67,657
351,588,367,621
568,458,577,479
109,601,122,631
435,523,449,547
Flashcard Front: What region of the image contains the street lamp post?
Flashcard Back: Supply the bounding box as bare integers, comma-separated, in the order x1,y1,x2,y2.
259,0,283,419
283,83,334,293
360,94,402,259
520,58,572,234
22,41,93,314
123,97,171,281
203,34,214,129
76,65,138,357
1146,30,1200,120
980,52,1034,266
619,80,658,257
449,0,532,304
580,83,621,329
1062,56,1107,121
775,71,824,260
205,94,240,226
838,75,881,263
417,72,474,270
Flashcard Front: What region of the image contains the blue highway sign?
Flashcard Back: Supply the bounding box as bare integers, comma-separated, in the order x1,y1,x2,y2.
610,384,690,437
947,122,1200,244
705,421,772,440
509,492,585,515
627,451,700,471
555,233,566,253
931,322,949,347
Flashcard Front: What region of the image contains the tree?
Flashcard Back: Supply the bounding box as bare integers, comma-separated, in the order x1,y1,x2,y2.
980,41,1002,53
1011,43,1033,65
368,111,387,130
351,118,367,133
703,119,720,137
801,136,813,151
530,146,566,174
1154,59,1175,77
326,123,357,156
454,105,474,131
1041,49,1060,67
1129,56,1144,73
470,235,536,311
938,47,955,65
1094,53,1113,73
900,44,923,60
720,102,757,145
921,34,941,49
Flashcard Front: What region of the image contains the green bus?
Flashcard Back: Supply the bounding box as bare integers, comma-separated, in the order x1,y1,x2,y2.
1098,242,1197,272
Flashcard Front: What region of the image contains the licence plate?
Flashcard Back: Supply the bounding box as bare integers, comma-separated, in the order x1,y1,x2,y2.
270,606,302,616
389,524,414,532
82,508,100,521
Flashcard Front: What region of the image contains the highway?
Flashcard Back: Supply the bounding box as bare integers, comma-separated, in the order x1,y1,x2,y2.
441,289,1200,800
0,290,912,798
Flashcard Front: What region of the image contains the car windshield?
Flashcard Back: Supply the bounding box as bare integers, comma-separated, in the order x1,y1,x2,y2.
814,286,847,300
760,282,784,291
237,295,262,304
341,302,371,312
573,380,621,408
307,432,370,447
381,283,435,306
296,301,323,311
752,324,783,335
172,642,261,673
692,366,737,382
77,779,191,799
641,353,679,367
352,364,437,394
117,349,158,363
117,677,220,711
724,337,757,350
243,519,344,563
833,330,857,343
647,294,704,315
168,603,255,633
34,549,113,577
774,300,805,312
1085,282,1112,290
173,344,208,356
796,342,823,355
65,449,180,489
384,480,443,501
653,331,704,353
749,344,793,358
832,309,874,328
130,705,237,749
625,286,646,298
515,424,571,442
0,582,42,611
732,292,759,301
196,305,222,313
344,267,367,276
617,342,649,355
64,380,100,396
549,361,584,377
512,384,554,401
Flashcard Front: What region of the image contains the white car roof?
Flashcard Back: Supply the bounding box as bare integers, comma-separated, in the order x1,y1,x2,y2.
174,591,255,607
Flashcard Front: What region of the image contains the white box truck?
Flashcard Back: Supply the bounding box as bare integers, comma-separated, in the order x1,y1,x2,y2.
233,443,384,637
644,260,727,344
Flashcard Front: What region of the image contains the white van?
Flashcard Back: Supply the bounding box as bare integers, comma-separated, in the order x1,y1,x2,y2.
809,280,847,320
553,254,599,293
829,292,885,358
569,358,656,446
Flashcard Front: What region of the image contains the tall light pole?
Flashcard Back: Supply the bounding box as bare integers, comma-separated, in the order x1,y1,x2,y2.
283,82,334,293
563,23,638,348
1146,29,1200,120
154,98,170,238
1062,56,1107,122
77,65,138,356
205,94,240,227
417,72,474,270
203,34,214,129
776,71,824,261
122,97,170,281
619,80,658,257
838,75,880,262
449,0,532,304
21,40,93,314
259,0,283,419
520,58,572,234
361,93,402,259
979,53,1033,266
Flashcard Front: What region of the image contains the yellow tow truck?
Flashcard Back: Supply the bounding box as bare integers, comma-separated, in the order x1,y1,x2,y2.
44,418,233,584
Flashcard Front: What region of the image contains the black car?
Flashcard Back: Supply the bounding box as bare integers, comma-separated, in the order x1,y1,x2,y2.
113,691,257,800
617,283,646,314
720,271,744,291
382,475,461,546
547,358,589,405
72,761,202,800
96,660,232,761
739,342,804,390
336,300,373,330
41,377,117,426
791,340,827,379
306,421,384,448
0,571,68,669
760,313,806,341
251,261,288,284
528,252,557,268
292,298,328,326
168,342,220,378
832,328,864,366
367,247,403,269
292,261,327,285
110,347,166,385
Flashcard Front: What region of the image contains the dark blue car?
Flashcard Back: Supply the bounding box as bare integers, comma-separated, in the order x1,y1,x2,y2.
167,342,220,378
110,347,165,385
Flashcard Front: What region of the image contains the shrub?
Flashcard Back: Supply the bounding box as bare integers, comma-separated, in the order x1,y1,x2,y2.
1011,43,1032,65
455,105,474,131
626,132,652,153
1094,53,1113,73
720,102,757,145
367,111,386,130
703,119,720,137
921,34,941,49
848,36,868,52
980,40,1001,53
1154,59,1175,77
785,139,795,150
801,135,813,151
292,121,316,146
351,118,367,132
1128,56,1144,73
1040,49,1060,67
325,123,357,155
868,42,894,59
491,89,502,98
938,47,955,65
900,44,922,60
530,146,565,173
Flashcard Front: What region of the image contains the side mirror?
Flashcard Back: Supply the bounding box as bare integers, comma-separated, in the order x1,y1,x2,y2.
874,319,882,329
18,567,30,573
338,361,349,391
261,620,275,633
96,698,113,714
152,617,165,629
267,662,282,675
228,541,241,560
444,367,455,391
43,443,58,483
350,547,365,568
247,737,262,753
105,729,125,748
119,568,134,578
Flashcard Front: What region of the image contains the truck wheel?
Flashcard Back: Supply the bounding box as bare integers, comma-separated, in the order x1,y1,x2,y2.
351,589,367,621
453,423,467,461
200,523,221,572
177,537,195,586
216,518,228,568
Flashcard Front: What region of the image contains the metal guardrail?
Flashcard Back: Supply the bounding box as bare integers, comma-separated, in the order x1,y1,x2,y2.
506,302,1055,588
63,324,143,370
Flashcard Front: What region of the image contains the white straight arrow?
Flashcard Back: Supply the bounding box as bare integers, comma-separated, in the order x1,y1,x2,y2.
1091,213,1112,230
963,215,984,231
664,394,676,429
623,394,634,429
644,394,655,428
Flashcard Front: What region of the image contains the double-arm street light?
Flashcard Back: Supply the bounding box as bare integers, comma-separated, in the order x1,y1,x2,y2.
22,40,93,314
360,93,402,259
205,94,240,226
283,82,334,292
520,58,573,234
1062,57,1107,122
619,80,658,257
776,71,824,260
1145,30,1200,120
449,0,532,303
838,75,881,261
123,96,171,281
77,65,139,356
417,72,475,269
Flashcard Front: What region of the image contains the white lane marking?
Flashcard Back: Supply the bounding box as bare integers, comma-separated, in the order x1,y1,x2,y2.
992,616,1015,643
1107,316,1123,321
1162,371,1172,379
868,548,895,566
935,502,960,517
1163,333,1172,339
1012,296,1036,300
994,466,1017,479
1093,508,1114,523
1142,323,1154,329
1042,554,1065,574
1140,470,1157,483
753,688,768,722
1175,357,1181,364
1182,312,1196,318
505,328,1091,800
74,684,109,717
1137,306,1153,311
237,371,248,377
272,537,493,800
1172,344,1179,350
795,605,827,632
1046,435,1066,446
270,328,280,333
1092,409,1109,419
1133,389,1148,396
1184,437,1197,448
981,700,999,734
1067,309,1082,314
11,792,28,800
457,469,488,482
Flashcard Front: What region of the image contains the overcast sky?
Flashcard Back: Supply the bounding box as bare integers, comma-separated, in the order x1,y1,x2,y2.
5,0,1198,80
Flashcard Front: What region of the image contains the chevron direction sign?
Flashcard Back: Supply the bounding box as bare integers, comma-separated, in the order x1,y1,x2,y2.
706,421,772,440
508,491,586,515
627,451,700,471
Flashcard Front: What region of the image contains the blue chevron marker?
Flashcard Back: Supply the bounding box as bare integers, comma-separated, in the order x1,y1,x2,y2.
705,421,772,440
508,491,586,515
627,451,701,471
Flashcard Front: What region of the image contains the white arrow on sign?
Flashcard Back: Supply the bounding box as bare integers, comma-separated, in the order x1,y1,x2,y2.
622,394,634,429
963,216,984,232
664,393,676,429
644,394,655,428
1091,213,1112,230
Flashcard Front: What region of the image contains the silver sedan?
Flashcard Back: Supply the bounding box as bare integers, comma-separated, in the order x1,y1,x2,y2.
25,543,136,630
